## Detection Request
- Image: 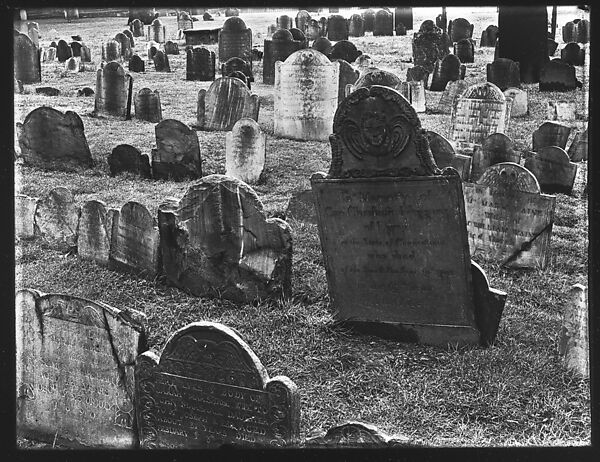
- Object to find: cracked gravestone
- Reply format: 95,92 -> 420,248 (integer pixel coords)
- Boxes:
77,200 -> 114,265
225,118 -> 266,184
108,144 -> 152,178
524,146 -> 578,195
151,119 -> 202,180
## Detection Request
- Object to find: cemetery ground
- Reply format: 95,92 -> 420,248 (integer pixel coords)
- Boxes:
14,8 -> 589,447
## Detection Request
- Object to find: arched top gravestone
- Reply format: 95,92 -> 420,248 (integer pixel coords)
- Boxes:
289,27 -> 306,43
148,18 -> 165,43
129,54 -> 145,72
305,19 -> 321,40
328,14 -> 349,41
78,199 -> 113,265
108,144 -> 151,178
134,88 -> 162,123
426,130 -> 456,169
373,9 -> 393,36
353,69 -> 402,91
480,25 -> 499,47
487,58 -> 521,91
151,119 -> 202,180
103,40 -> 121,62
57,39 -> 72,62
94,61 -> 133,119
262,31 -> 302,85
273,29 -> 293,41
186,47 -> 215,81
561,42 -> 584,66
14,32 -> 41,84
153,50 -> 171,72
448,17 -> 473,42
329,40 -> 362,63
130,18 -> 144,37
114,32 -> 132,59
219,17 -> 252,64
471,133 -> 521,181
222,56 -> 253,83
362,9 -> 375,32
524,146 -> 578,195
532,121 -> 571,150
430,54 -> 463,92
312,37 -> 332,55
478,162 -> 540,194
277,14 -> 293,29
454,38 -> 474,63
349,14 -> 364,37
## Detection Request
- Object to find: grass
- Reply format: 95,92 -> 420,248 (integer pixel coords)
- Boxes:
14,6 -> 590,447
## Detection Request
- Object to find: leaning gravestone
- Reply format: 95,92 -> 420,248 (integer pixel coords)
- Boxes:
262,29 -> 302,85
16,289 -> 146,448
17,106 -> 93,170
463,162 -> 555,269
129,54 -> 145,72
329,40 -> 362,64
164,40 -> 179,55
335,59 -> 359,104
135,322 -> 299,448
532,121 -> 571,151
14,32 -> 41,84
311,85 -> 507,346
568,129 -> 588,162
274,49 -> 339,141
153,50 -> 171,72
151,119 -> 202,180
504,87 -> 528,117
77,200 -> 114,265
327,14 -> 349,41
524,146 -> 578,195
218,17 -> 252,65
33,187 -> 80,251
122,29 -> 135,47
225,118 -> 266,184
187,47 -> 215,81
57,39 -> 72,62
429,54 -> 462,92
134,88 -> 162,123
94,62 -> 133,119
454,38 -> 474,63
373,9 -> 393,36
157,175 -> 293,302
148,19 -> 166,43
435,80 -> 469,114
16,194 -> 39,239
348,14 -> 364,37
108,144 -> 152,178
471,133 -> 521,181
109,201 -> 160,277
487,58 -> 521,91
102,40 -> 121,62
196,77 -> 260,131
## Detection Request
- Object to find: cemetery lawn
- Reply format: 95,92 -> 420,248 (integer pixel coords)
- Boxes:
14,7 -> 590,446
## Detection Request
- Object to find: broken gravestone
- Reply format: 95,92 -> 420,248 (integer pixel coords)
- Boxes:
151,119 -> 202,181
108,144 -> 152,178
225,118 -> 266,184
77,199 -> 115,265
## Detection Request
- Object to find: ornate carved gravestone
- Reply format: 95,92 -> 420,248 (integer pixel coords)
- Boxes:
78,200 -> 114,265
436,80 -> 469,114
412,27 -> 451,73
305,421 -> 415,447
274,49 -> 339,141
153,50 -> 171,72
429,54 -> 463,92
349,14 -> 364,37
187,47 -> 215,81
406,65 -> 430,88
524,146 -> 578,195
532,121 -> 572,151
94,62 -> 133,119
559,284 -> 589,378
57,39 -> 72,62
164,40 -> 179,55
487,58 -> 521,92
135,322 -> 299,448
109,201 -> 160,276
471,133 -> 521,181
134,88 -> 162,123
148,19 -> 166,43
568,129 -> 588,162
399,81 -> 426,113
130,19 -> 144,37
196,77 -> 260,131
277,14 -> 293,29
218,17 -> 252,65
114,32 -> 132,60
129,54 -> 145,72
16,194 -> 39,239
33,187 -> 80,251
108,144 -> 152,178
329,40 -> 362,63
14,32 -> 41,84
296,10 -> 311,32
335,60 -> 359,104
16,289 -> 146,448
102,40 -> 121,62
17,107 -> 93,170
426,130 -> 472,180
151,119 -> 202,180
225,118 -> 266,184
395,7 -> 413,31
504,87 -> 528,117
157,176 -> 293,302
448,18 -> 473,42
480,25 -> 499,47
463,162 -> 555,269
222,57 -> 254,85
263,29 -> 302,85
560,42 -> 585,66
362,9 -> 376,33
454,38 -> 475,63
373,10 -> 393,36
310,85 -> 507,346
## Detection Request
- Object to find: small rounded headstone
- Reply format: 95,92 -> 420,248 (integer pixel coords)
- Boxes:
129,54 -> 145,72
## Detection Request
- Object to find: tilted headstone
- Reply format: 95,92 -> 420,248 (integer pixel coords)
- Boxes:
504,87 -> 528,117
429,54 -> 462,92
225,118 -> 266,184
134,88 -> 162,123
151,119 -> 202,180
17,107 -> 93,170
14,32 -> 41,84
524,146 -> 578,194
129,54 -> 145,72
218,17 -> 252,65
109,201 -> 160,276
108,144 -> 152,178
559,284 -> 589,378
311,85 -> 506,346
532,121 -> 572,150
148,19 -> 166,43
164,40 -> 179,55
114,32 -> 132,60
296,10 -> 311,31
262,29 -> 302,85
57,39 -> 72,62
464,162 -> 555,269
16,289 -> 146,448
362,9 -> 375,32
480,25 -> 499,47
274,49 -> 339,141
16,194 -> 39,239
305,421 -> 415,447
102,40 -> 121,62
547,101 -> 576,122
33,187 -> 80,251
412,28 -> 451,72
305,19 -> 321,41
196,77 -> 260,131
153,50 -> 171,72
186,47 -> 215,81
157,175 -> 293,302
399,81 -> 426,113
487,58 -> 521,91
448,18 -> 473,42
94,61 -> 133,119
329,40 -> 362,63
471,133 -> 521,181
135,321 -> 299,448
335,59 -> 359,104
373,9 -> 393,36
285,190 -> 317,224
130,18 -> 144,37
560,42 -> 585,66
77,200 -> 114,265
348,14 -> 364,37
395,7 -> 413,31
222,57 -> 254,84
70,41 -> 82,57
436,80 -> 469,114
406,65 -> 430,88
277,14 -> 293,29
567,129 -> 588,162
454,38 -> 474,63
548,38 -> 558,56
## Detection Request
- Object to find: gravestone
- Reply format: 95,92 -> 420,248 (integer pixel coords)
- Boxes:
305,421 -> 414,447
14,33 -> 41,84
153,50 -> 171,72
16,194 -> 38,239
329,40 -> 362,63
80,45 -> 91,62
305,19 -> 321,41
288,28 -> 307,47
65,57 -> 79,72
406,65 -> 430,88
70,41 -> 82,57
16,289 -> 146,448
429,54 -> 462,92
285,190 -> 317,224
222,57 -> 254,84
524,146 -> 578,194
94,62 -> 133,119
134,88 -> 162,123
463,162 -> 555,269
109,201 -> 160,276
412,28 -> 451,72
355,54 -> 374,76
164,40 -> 179,55
129,54 -> 145,72
395,22 -> 407,36
503,87 -> 528,117
43,47 -> 56,62
480,25 -> 499,47
348,14 -> 364,37
196,77 -> 260,131
157,176 -> 293,302
400,81 -> 426,113
296,10 -> 311,31
177,11 -> 193,32
335,59 -> 359,104
78,200 -> 114,265
319,17 -> 328,37
547,101 -> 576,122
454,38 -> 474,63
203,12 -> 214,22
310,85 -> 506,346
471,133 -> 521,181
218,17 -> 252,65
532,121 -> 572,150
373,9 -> 393,36
312,37 -> 333,56
486,58 -> 521,91
225,118 -> 266,184
114,32 -> 132,60
274,49 -> 339,141
151,119 -> 202,180
102,40 -> 121,62
548,38 -> 558,56
448,18 -> 473,42
35,86 -> 61,96
567,129 -> 588,162
426,130 -> 471,180
108,144 -> 151,178
186,47 -> 215,81
148,19 -> 166,43
350,69 -> 402,95
27,22 -> 39,47
17,107 -> 93,170
560,42 -> 584,66
277,14 -> 293,29
130,19 -> 144,37
57,39 -> 72,62
263,29 -> 302,85
362,9 -> 376,33
436,80 -> 470,114
225,7 -> 239,17
135,322 -> 299,448
576,19 -> 590,43
14,78 -> 23,94
129,7 -> 156,25
33,187 -> 80,251
395,7 -> 413,31
559,285 -> 589,378
122,29 -> 135,48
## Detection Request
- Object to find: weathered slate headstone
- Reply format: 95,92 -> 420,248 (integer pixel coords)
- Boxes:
348,14 -> 364,37
153,50 -> 171,72
560,42 -> 585,66
562,21 -> 577,43
373,10 -> 393,36
312,36 -> 332,56
274,49 -> 339,141
288,27 -> 307,46
135,321 -> 299,448
158,175 -> 293,302
471,133 -> 521,181
329,40 -> 361,63
109,201 -> 160,276
186,47 -> 215,81
567,129 -> 588,162
436,80 -> 469,114
429,54 -> 462,91
147,43 -> 158,61
524,146 -> 578,194
285,190 -> 317,224
130,18 -> 144,37
70,41 -> 82,57
349,69 -> 402,95
17,107 -> 93,170
532,121 -> 572,151
14,32 -> 41,84
504,87 -> 528,117
77,200 -> 114,265
464,162 -> 555,269
277,14 -> 293,29
94,61 -> 133,119
148,19 -> 166,43
305,421 -> 414,447
263,29 -> 302,85
335,59 -> 359,104
129,54 -> 145,72
311,85 -> 506,346
134,88 -> 162,123
164,40 -> 179,55
102,40 -> 121,62
480,25 -> 499,47
225,118 -> 266,184
218,17 -> 252,64
362,9 -> 376,33
547,101 -> 576,122
487,58 -> 521,91
33,187 -> 80,251
448,18 -> 473,42
114,32 -> 132,60
196,77 -> 260,131
80,45 -> 91,63
400,81 -> 426,113
16,194 -> 39,239
394,7 -> 413,31
16,289 -> 146,448
559,284 -> 589,378
108,144 -> 151,178
454,38 -> 474,63
412,27 -> 451,73
57,39 -> 72,62
151,119 -> 202,180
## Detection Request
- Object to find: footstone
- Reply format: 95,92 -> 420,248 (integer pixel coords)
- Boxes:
57,39 -> 72,62
225,118 -> 266,184
186,47 -> 215,81
129,54 -> 145,72
558,284 -> 589,378
503,88 -> 528,117
164,40 -> 179,55
102,40 -> 121,62
486,58 -> 521,91
109,201 -> 160,276
524,146 -> 577,195
539,59 -> 581,92
78,200 -> 114,265
218,17 -> 252,64
329,40 -> 362,64
448,17 -> 473,42
153,50 -> 171,72
35,87 -> 60,96
567,129 -> 587,162
305,421 -> 415,447
471,133 -> 521,181
285,190 -> 317,224
94,62 -> 133,119
464,162 -> 554,269
14,32 -> 41,84
135,322 -> 299,448
16,194 -> 39,239
16,289 -> 146,448
108,144 -> 151,178
436,80 -> 469,114
157,175 -> 293,302
547,101 -> 576,122
335,59 -> 359,104
134,88 -> 162,122
33,187 -> 80,251
151,119 -> 202,180
532,121 -> 571,150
